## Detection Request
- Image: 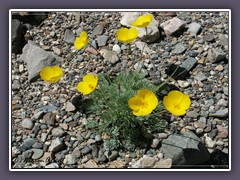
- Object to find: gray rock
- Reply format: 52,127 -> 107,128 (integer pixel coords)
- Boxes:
203,34 -> 215,42
64,154 -> 77,165
72,147 -> 81,158
207,48 -> 226,63
97,35 -> 109,46
63,29 -> 75,45
112,44 -> 121,54
177,80 -> 190,88
135,41 -> 155,55
140,156 -> 158,168
40,133 -> 48,142
187,22 -> 201,36
76,27 -> 83,36
161,131 -> 210,165
23,138 -> 36,148
52,47 -> 61,55
194,121 -> 207,129
108,160 -> 126,168
92,25 -> 104,36
173,43 -> 186,54
22,150 -> 33,159
181,57 -> 198,71
12,80 -> 21,90
48,138 -> 65,153
156,133 -> 168,139
32,142 -> 43,149
199,117 -> 207,124
45,163 -> 59,168
32,111 -> 44,120
216,125 -> 228,138
205,136 -> 216,148
35,105 -> 58,113
188,50 -> 199,57
209,108 -> 228,118
98,149 -> 107,162
21,118 -> 34,129
187,111 -> 199,118
108,151 -> 119,161
95,134 -> 102,142
43,112 -> 56,126
83,159 -> 99,168
65,102 -> 76,112
218,34 -> 228,47
153,158 -> 172,168
194,72 -> 207,81
73,113 -> 80,120
151,138 -> 160,149
100,49 -> 119,64
208,129 -> 218,139
91,144 -> 98,158
51,127 -> 65,137
81,146 -> 91,155
134,61 -> 144,71
64,117 -> 73,123
161,17 -> 186,35
19,41 -> 62,82
31,149 -> 44,159
12,19 -> 23,53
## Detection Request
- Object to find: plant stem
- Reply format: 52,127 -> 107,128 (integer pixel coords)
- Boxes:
156,65 -> 180,90
137,27 -> 148,72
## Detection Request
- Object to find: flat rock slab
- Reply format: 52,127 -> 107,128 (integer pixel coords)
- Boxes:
19,40 -> 62,82
161,17 -> 186,35
161,131 -> 210,165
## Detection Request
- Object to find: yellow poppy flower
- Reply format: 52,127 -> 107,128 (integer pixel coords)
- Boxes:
128,89 -> 158,116
163,90 -> 191,116
74,31 -> 88,50
40,66 -> 63,83
116,27 -> 138,44
132,14 -> 153,28
77,73 -> 98,95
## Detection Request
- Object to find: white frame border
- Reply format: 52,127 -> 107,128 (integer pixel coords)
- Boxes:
9,9 -> 231,172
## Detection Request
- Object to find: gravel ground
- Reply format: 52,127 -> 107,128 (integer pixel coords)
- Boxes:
11,11 -> 229,169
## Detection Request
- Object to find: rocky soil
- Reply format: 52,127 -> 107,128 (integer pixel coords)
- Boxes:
11,11 -> 229,169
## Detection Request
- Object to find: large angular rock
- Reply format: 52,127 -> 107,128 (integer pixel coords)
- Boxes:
120,12 -> 160,43
100,49 -> 119,64
161,131 -> 210,165
63,29 -> 75,45
207,48 -> 227,63
11,19 -> 23,53
187,22 -> 201,36
19,40 -> 62,82
161,17 -> 186,35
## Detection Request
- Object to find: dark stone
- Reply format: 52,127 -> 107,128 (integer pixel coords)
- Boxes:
43,113 -> 56,126
11,19 -> 23,53
203,34 -> 215,42
161,131 -> 210,165
188,50 -> 199,57
208,129 -> 218,140
165,57 -> 197,80
81,146 -> 91,155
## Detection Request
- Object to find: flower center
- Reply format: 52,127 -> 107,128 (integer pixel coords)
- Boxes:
88,84 -> 94,90
174,103 -> 180,110
140,99 -> 148,108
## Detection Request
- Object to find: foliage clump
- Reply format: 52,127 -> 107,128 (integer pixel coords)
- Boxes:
85,72 -> 167,150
